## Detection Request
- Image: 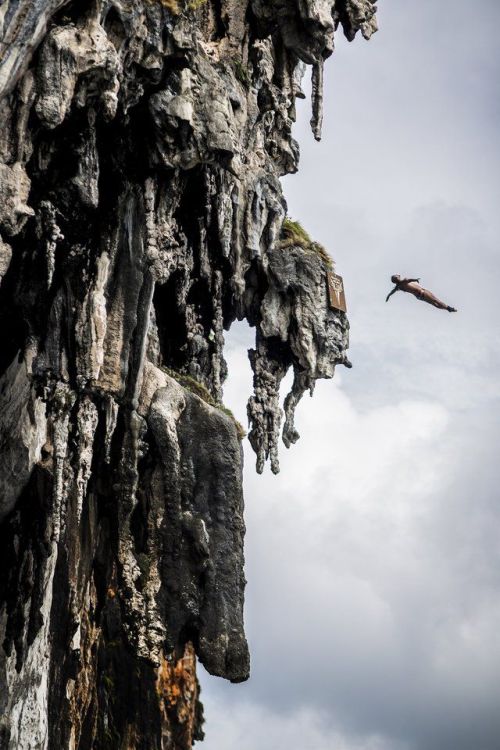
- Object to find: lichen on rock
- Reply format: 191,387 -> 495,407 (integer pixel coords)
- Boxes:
0,0 -> 377,746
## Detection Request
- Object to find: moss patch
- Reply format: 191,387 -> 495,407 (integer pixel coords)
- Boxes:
280,218 -> 312,247
146,0 -> 180,13
219,406 -> 247,442
145,0 -> 207,14
232,58 -> 251,88
163,368 -> 216,406
279,217 -> 334,269
162,368 -> 247,440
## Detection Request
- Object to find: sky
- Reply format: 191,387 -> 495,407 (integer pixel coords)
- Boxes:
199,2 -> 500,749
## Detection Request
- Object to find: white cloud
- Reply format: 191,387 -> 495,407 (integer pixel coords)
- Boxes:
202,326 -> 500,748
199,695 -> 410,750
200,2 -> 500,749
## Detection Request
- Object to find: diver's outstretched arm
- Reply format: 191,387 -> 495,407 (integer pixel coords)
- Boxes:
386,286 -> 398,302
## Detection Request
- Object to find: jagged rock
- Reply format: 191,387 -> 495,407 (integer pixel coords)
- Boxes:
0,237 -> 12,284
0,0 -> 376,746
248,241 -> 350,473
140,365 -> 249,682
0,355 -> 47,522
35,19 -> 119,129
0,0 -> 70,98
0,161 -> 34,236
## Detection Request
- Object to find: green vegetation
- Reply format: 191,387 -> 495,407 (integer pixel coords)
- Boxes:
219,405 -> 247,442
232,58 -> 251,88
145,0 -> 206,15
102,674 -> 115,692
148,0 -> 180,13
279,217 -> 334,269
163,368 -> 216,405
162,367 -> 247,440
280,218 -> 312,247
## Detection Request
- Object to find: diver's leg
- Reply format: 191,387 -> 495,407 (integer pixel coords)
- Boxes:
420,289 -> 453,311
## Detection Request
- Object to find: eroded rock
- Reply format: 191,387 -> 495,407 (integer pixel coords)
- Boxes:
0,0 -> 376,746
0,161 -> 34,236
0,355 -> 47,522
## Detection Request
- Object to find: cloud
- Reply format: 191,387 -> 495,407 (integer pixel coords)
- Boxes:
199,2 -> 500,749
200,335 -> 500,750
199,696 -> 411,750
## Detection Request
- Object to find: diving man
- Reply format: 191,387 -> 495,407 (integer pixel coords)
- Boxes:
386,275 -> 457,312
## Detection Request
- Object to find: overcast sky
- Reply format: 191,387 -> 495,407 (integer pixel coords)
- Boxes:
199,2 -> 500,749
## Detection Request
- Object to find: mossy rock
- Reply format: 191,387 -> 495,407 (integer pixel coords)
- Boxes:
147,0 -> 180,13
163,368 -> 217,406
232,58 -> 251,88
162,368 -> 247,440
187,0 -> 208,9
279,218 -> 334,269
146,0 -> 207,15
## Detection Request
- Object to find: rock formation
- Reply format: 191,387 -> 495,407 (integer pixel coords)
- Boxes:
0,0 -> 377,747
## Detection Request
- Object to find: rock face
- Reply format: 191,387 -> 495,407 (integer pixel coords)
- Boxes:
0,1 -> 376,747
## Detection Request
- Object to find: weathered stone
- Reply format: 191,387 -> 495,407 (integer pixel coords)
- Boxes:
0,0 -> 70,97
0,0 -> 376,746
0,161 -> 34,236
142,367 -> 249,682
0,237 -> 12,283
0,355 -> 47,522
35,18 -> 119,129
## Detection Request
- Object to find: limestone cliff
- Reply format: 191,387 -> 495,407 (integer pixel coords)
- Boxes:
0,1 -> 377,747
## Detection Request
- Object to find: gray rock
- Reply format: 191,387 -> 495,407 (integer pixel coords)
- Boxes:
0,0 -> 376,746
0,355 -> 47,522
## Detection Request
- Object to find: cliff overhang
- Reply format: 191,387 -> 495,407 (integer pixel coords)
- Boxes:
0,1 -> 377,746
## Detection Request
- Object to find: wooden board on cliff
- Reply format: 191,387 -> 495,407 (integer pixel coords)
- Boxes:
327,271 -> 347,313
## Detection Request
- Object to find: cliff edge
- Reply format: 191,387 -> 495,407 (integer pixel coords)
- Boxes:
0,1 -> 377,747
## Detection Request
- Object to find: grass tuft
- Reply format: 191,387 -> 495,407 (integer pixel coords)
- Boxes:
232,58 -> 251,88
219,406 -> 247,441
280,218 -> 312,247
162,368 -> 247,440
279,217 -> 334,269
163,368 -> 216,406
145,0 -> 207,14
148,0 -> 180,13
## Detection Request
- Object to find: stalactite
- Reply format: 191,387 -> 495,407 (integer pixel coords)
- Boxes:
75,397 -> 99,522
248,339 -> 288,475
50,384 -> 75,544
311,59 -> 325,141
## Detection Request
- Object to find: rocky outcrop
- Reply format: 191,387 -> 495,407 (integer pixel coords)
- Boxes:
0,0 -> 376,747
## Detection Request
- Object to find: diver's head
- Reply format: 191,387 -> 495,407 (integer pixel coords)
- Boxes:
391,274 -> 401,284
